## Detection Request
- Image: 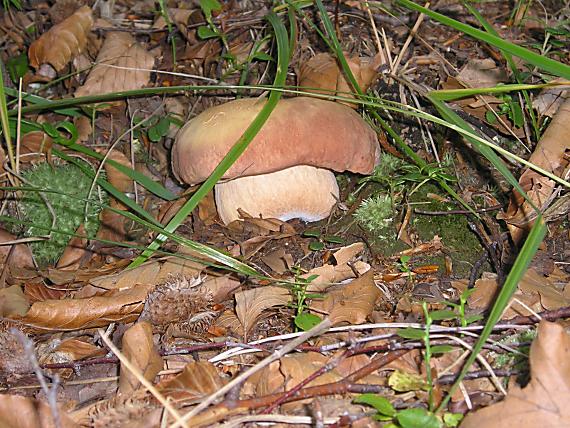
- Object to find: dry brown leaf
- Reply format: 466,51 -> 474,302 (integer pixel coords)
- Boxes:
281,352 -> 342,389
502,95 -> 570,240
100,150 -> 134,194
214,309 -> 244,336
518,268 -> 570,310
89,256 -> 204,291
158,361 -> 226,401
462,321 -> 570,427
234,286 -> 290,334
12,284 -> 152,332
56,224 -> 89,270
299,53 -> 381,107
0,394 -> 77,428
245,360 -> 284,396
456,58 -> 507,88
75,31 -> 155,98
119,321 -> 162,394
17,131 -> 52,164
28,6 -> 93,76
533,81 -> 569,118
0,284 -> 30,317
312,270 -> 380,326
0,228 -> 35,270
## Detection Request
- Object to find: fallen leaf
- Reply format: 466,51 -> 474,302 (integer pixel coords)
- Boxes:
99,149 -> 134,194
518,268 -> 570,310
12,284 -> 152,332
0,228 -> 35,270
0,395 -> 78,427
119,321 -> 162,394
158,361 -> 225,401
299,52 -> 381,107
89,256 -> 204,291
56,224 -> 90,270
312,270 -> 380,325
533,81 -> 569,118
234,286 -> 290,335
502,95 -> 570,241
462,321 -> 570,427
17,131 -> 53,164
28,5 -> 93,77
456,58 -> 507,88
0,285 -> 30,317
75,31 -> 155,98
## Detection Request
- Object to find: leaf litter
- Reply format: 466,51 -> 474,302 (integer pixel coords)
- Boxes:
0,0 -> 569,427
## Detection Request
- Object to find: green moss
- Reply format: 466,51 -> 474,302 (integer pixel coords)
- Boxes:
410,184 -> 486,276
19,161 -> 106,266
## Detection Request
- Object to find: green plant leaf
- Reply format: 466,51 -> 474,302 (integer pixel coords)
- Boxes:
252,51 -> 274,61
322,235 -> 344,244
443,412 -> 463,427
430,345 -> 454,354
396,408 -> 441,428
294,313 -> 321,331
309,241 -> 325,251
199,0 -> 222,18
197,25 -> 219,39
429,310 -> 457,321
302,229 -> 322,238
354,394 -> 396,417
398,327 -> 425,340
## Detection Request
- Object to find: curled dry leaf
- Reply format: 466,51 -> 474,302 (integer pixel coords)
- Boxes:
0,284 -> 30,317
0,394 -> 77,428
502,95 -> 570,240
56,224 -> 90,270
312,270 -> 380,326
75,32 -> 155,98
89,256 -> 204,291
28,5 -> 93,77
157,361 -> 226,401
17,131 -> 52,164
119,321 -> 162,394
234,286 -> 290,335
298,52 -> 381,107
0,228 -> 35,270
462,321 -> 570,427
99,149 -> 134,194
11,284 -> 152,332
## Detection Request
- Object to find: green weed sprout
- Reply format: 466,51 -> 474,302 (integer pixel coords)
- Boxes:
19,160 -> 106,266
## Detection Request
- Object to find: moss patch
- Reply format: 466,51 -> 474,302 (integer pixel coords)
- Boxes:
19,161 -> 106,267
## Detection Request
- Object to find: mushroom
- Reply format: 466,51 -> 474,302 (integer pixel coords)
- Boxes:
171,97 -> 380,224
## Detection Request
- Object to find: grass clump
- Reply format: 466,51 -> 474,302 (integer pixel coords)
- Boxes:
19,160 -> 106,266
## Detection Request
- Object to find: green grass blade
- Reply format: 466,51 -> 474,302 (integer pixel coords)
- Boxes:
128,11 -> 290,269
57,140 -> 177,201
0,59 -> 15,171
437,217 -> 547,411
397,0 -> 570,79
429,82 -> 556,101
427,95 -> 539,210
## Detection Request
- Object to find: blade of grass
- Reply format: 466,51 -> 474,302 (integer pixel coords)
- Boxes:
461,0 -> 540,139
128,11 -> 290,269
397,0 -> 570,79
436,216 -> 547,412
429,82 -> 564,101
313,0 -> 477,214
56,139 -> 176,201
0,59 -> 16,172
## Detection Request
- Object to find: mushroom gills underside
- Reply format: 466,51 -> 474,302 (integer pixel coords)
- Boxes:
214,165 -> 340,224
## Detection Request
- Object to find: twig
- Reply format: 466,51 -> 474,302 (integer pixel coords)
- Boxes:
12,329 -> 61,428
171,319 -> 333,428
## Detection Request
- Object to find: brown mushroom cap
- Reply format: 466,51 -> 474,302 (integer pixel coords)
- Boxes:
171,96 -> 379,184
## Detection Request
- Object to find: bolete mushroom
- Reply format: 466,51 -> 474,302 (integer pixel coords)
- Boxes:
171,97 -> 380,224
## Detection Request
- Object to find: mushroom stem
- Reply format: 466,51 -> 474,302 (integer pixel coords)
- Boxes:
214,165 -> 340,225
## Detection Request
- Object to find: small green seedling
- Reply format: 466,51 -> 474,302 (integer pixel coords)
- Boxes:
484,92 -> 524,129
398,303 -> 456,410
302,229 -> 344,251
354,394 -> 462,427
287,271 -> 323,331
443,288 -> 484,328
